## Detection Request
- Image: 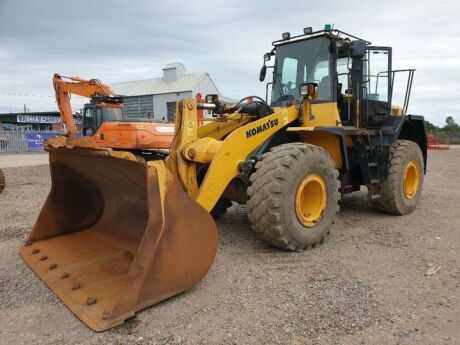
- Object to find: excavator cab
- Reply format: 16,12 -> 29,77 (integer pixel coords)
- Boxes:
82,96 -> 124,136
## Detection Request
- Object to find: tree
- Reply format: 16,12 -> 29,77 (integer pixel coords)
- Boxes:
443,116 -> 459,131
424,120 -> 438,132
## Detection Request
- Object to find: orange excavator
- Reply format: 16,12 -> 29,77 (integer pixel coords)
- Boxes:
53,74 -> 174,157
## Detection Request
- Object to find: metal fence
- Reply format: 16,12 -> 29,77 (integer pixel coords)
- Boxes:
0,131 -> 28,152
0,131 -> 62,153
431,130 -> 460,145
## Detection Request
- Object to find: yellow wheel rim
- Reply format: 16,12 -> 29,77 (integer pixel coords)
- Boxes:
403,160 -> 420,199
295,173 -> 327,228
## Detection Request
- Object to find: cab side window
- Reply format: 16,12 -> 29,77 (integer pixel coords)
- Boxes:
314,61 -> 332,101
364,50 -> 389,103
336,57 -> 350,93
95,108 -> 103,129
281,57 -> 299,97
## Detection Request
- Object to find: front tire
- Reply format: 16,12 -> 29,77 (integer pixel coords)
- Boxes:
247,143 -> 340,251
370,140 -> 424,215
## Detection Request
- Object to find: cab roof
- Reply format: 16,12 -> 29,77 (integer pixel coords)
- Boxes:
272,29 -> 371,47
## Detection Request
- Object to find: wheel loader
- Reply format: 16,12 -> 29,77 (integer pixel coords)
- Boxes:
20,27 -> 427,331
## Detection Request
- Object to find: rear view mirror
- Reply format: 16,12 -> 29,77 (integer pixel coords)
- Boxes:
259,65 -> 267,82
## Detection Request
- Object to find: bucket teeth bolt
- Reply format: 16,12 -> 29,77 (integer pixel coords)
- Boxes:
39,255 -> 48,261
72,283 -> 81,290
87,297 -> 97,305
49,263 -> 57,270
101,311 -> 110,320
24,240 -> 32,246
32,248 -> 40,254
60,272 -> 69,279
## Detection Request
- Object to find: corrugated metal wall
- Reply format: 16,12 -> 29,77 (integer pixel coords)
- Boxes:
123,95 -> 154,119
153,91 -> 192,121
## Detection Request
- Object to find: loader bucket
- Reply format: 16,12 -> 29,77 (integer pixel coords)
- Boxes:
19,144 -> 217,331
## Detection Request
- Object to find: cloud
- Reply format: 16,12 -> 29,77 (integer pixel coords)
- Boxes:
0,0 -> 458,125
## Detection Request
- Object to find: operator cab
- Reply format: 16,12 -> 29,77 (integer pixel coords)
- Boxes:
83,96 -> 124,136
261,26 -> 415,128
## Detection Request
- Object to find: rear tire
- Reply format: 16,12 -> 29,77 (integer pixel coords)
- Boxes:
247,143 -> 340,251
370,140 -> 424,215
0,169 -> 5,193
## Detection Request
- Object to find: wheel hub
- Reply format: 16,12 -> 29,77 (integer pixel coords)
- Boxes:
295,173 -> 327,227
403,160 -> 420,199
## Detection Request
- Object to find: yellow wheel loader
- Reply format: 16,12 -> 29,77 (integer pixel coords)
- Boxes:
20,27 -> 427,331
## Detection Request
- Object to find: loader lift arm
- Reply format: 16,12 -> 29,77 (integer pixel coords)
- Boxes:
53,74 -> 118,137
168,99 -> 299,211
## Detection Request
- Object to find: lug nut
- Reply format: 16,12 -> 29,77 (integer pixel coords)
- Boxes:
32,248 -> 40,254
49,263 -> 57,270
60,272 -> 69,279
72,283 -> 81,290
39,255 -> 48,261
87,297 -> 97,305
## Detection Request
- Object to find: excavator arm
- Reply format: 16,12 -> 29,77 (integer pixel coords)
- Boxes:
53,74 -> 116,136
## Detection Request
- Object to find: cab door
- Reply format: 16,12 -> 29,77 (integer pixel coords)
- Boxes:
362,47 -> 392,123
83,106 -> 103,137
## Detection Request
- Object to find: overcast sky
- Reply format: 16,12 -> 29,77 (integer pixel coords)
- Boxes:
0,0 -> 458,125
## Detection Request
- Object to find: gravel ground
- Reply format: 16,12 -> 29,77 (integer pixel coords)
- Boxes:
0,152 -> 48,168
0,150 -> 458,344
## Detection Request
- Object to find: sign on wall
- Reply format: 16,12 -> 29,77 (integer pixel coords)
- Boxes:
18,115 -> 60,124
26,132 -> 61,151
17,115 -> 82,125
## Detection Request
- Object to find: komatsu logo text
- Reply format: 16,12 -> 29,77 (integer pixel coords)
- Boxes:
245,118 -> 279,138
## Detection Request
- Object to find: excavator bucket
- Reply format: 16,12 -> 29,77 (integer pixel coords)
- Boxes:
19,142 -> 217,331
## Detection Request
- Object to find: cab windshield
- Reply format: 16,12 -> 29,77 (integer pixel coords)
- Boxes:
271,37 -> 332,105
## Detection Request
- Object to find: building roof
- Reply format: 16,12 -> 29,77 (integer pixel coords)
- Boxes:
0,111 -> 60,117
111,73 -> 208,97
